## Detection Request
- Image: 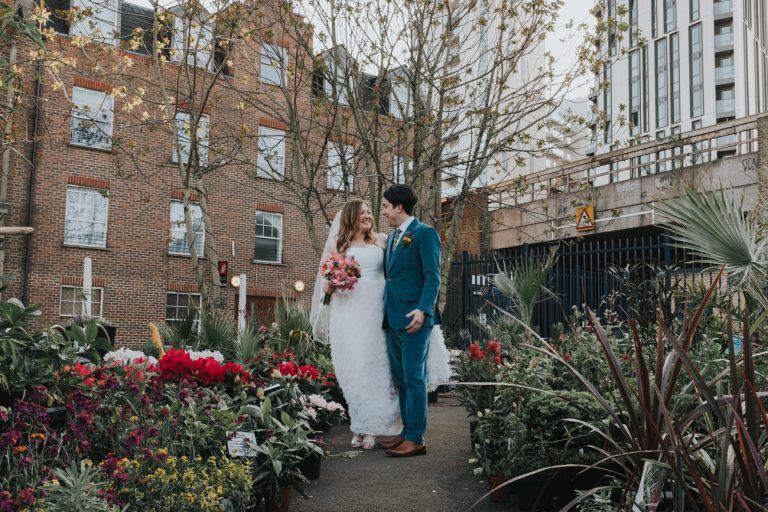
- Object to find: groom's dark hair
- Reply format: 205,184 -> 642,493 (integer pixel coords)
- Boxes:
383,184 -> 417,215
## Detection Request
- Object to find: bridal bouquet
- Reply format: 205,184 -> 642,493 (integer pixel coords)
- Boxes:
320,253 -> 361,305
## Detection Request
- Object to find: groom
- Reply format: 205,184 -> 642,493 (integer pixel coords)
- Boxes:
379,184 -> 442,457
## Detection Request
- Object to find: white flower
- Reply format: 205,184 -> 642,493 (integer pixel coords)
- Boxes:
326,401 -> 345,413
187,350 -> 224,362
303,407 -> 318,419
308,394 -> 328,409
103,347 -> 157,365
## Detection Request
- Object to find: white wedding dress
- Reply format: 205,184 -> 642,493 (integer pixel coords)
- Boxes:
327,244 -> 452,436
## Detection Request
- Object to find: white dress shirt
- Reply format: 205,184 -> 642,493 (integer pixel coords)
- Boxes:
393,216 -> 414,251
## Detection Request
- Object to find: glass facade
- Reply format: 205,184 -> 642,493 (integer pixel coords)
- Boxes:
689,24 -> 704,118
655,38 -> 668,128
670,33 -> 680,124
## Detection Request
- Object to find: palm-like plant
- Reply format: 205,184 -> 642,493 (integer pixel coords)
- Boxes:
655,188 -> 768,317
491,247 -> 558,330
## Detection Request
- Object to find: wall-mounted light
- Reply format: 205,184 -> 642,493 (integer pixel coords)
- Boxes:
230,275 -> 241,288
294,280 -> 305,293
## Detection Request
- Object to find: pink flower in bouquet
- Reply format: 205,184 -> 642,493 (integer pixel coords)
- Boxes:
320,253 -> 362,304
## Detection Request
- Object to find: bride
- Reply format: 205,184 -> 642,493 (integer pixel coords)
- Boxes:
310,199 -> 451,450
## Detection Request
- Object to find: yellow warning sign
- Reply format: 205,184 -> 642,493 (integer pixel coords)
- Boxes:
576,205 -> 595,232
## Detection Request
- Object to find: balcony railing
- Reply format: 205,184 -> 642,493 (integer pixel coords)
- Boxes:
717,98 -> 735,114
714,0 -> 732,15
714,32 -> 734,47
715,65 -> 735,80
488,114 -> 765,207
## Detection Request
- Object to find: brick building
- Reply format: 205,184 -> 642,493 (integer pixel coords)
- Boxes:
2,0 -> 408,346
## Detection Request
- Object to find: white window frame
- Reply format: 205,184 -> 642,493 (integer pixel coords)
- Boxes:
390,82 -> 411,119
60,285 -> 104,318
327,142 -> 354,190
260,43 -> 287,86
71,87 -> 114,150
64,186 -> 109,248
172,112 -> 209,166
254,212 -> 283,264
70,0 -> 120,45
165,292 -> 202,325
257,127 -> 286,180
171,17 -> 213,69
168,201 -> 205,256
394,155 -> 411,184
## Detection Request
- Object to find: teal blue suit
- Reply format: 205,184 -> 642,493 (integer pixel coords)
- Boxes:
384,218 -> 442,445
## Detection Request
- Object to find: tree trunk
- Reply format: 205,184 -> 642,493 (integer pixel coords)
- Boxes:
195,179 -> 222,309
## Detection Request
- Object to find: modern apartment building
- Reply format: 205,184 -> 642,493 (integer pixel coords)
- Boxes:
588,0 -> 768,155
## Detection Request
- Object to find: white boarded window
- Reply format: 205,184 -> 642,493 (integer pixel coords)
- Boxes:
169,201 -> 204,256
172,112 -> 209,165
257,127 -> 286,179
327,142 -> 354,190
70,0 -> 119,44
60,286 -> 104,318
71,87 -> 113,150
171,17 -> 213,69
261,43 -> 287,86
254,212 -> 282,263
64,186 -> 108,247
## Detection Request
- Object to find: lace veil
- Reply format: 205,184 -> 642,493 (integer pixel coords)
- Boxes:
309,211 -> 341,344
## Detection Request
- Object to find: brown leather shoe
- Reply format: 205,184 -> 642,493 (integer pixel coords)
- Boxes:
376,435 -> 405,450
385,440 -> 427,457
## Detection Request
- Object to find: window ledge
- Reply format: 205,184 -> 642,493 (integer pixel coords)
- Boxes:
68,143 -> 115,154
169,252 -> 207,259
63,243 -> 110,251
252,260 -> 286,266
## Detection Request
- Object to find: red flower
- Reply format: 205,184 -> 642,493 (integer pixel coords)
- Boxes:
467,342 -> 485,360
487,340 -> 501,354
622,353 -> 632,362
278,361 -> 299,377
563,354 -> 573,362
494,354 -> 502,365
298,365 -> 320,380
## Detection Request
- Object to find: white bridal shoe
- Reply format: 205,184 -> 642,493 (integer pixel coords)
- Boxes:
351,434 -> 364,448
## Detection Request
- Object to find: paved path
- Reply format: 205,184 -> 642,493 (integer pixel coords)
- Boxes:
293,394 -> 522,512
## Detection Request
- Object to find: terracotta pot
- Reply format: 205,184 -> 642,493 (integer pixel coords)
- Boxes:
264,486 -> 291,512
488,475 -> 511,504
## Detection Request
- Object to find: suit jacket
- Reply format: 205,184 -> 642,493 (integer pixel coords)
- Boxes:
383,218 -> 442,330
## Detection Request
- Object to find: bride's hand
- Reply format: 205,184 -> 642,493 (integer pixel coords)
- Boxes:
323,281 -> 333,294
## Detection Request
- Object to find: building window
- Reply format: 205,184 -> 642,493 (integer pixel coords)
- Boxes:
394,156 -> 411,184
257,127 -> 286,179
169,201 -> 204,256
629,0 -> 638,47
261,43 -> 287,87
690,0 -> 699,20
669,32 -> 680,125
60,285 -> 104,318
664,0 -> 676,32
602,64 -> 612,144
716,85 -> 735,119
166,292 -> 201,324
172,112 -> 209,166
71,87 -> 113,150
689,24 -> 703,118
70,0 -> 119,44
629,50 -> 640,135
642,47 -> 649,132
655,38 -> 668,128
64,186 -> 108,248
651,0 -> 657,37
254,212 -> 282,263
390,80 -> 411,119
172,17 -> 213,69
327,142 -> 354,190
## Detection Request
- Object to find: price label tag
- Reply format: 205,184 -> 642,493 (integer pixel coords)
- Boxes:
226,431 -> 258,457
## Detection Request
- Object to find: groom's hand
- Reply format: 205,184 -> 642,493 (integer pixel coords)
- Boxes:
405,309 -> 425,334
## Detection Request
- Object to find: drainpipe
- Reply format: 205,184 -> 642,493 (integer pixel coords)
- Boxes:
21,61 -> 43,305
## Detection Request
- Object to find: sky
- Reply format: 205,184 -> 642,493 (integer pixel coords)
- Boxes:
547,0 -> 597,100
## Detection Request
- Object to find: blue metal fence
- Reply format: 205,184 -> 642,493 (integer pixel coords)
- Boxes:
443,227 -> 721,346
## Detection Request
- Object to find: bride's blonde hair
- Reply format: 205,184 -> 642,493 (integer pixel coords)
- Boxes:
336,199 -> 376,253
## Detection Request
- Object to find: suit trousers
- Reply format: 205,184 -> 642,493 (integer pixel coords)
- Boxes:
385,325 -> 430,444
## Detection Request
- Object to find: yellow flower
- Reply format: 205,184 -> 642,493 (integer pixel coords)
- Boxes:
82,459 -> 93,467
129,415 -> 139,423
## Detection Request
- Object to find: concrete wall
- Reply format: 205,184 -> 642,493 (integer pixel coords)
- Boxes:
490,152 -> 760,249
